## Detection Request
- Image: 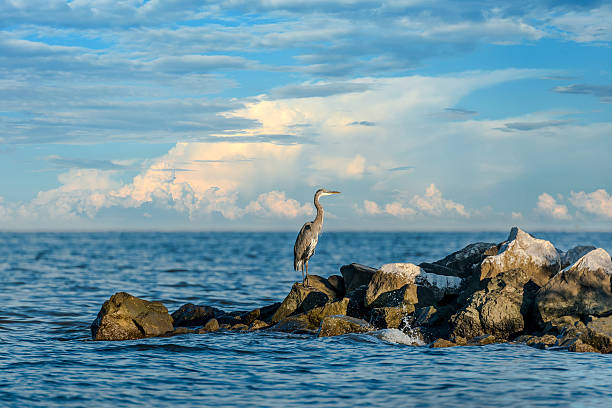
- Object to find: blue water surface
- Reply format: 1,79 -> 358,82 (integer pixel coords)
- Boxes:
0,231 -> 611,407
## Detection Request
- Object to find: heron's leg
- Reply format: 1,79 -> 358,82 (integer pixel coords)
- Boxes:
305,261 -> 309,287
301,265 -> 305,285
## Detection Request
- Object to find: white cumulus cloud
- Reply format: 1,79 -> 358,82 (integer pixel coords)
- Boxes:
536,192 -> 570,220
384,202 -> 417,217
410,184 -> 469,217
569,189 -> 612,218
245,191 -> 313,218
359,184 -> 467,218
363,199 -> 382,215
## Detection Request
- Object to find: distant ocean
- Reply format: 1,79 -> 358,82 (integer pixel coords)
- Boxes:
1,231 -> 611,407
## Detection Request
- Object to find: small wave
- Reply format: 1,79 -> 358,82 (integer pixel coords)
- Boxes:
101,343 -> 208,353
368,329 -> 426,346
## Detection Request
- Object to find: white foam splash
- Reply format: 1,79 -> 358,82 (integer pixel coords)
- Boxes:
367,329 -> 425,346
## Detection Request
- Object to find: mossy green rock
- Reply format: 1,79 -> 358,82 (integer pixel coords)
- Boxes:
370,305 -> 415,329
270,276 -> 338,324
273,298 -> 350,333
91,292 -> 174,341
318,315 -> 373,337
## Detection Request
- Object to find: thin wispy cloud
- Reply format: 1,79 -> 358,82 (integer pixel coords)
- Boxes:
500,119 -> 573,131
46,155 -> 129,171
347,121 -> 376,127
552,84 -> 612,103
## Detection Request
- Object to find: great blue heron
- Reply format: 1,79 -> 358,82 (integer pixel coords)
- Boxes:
294,188 -> 340,286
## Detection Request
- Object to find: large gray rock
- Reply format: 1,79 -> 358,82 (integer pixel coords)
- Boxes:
91,292 -> 174,341
171,303 -> 223,327
318,315 -> 374,337
536,248 -> 612,324
340,263 -> 377,293
270,275 -> 339,324
559,245 -> 597,269
480,227 -> 560,287
451,268 -> 539,341
425,242 -> 497,278
365,263 -> 462,308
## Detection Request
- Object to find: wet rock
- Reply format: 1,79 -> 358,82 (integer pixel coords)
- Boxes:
215,312 -> 242,326
219,323 -> 231,330
536,248 -> 612,325
249,320 -> 269,331
307,298 -> 349,324
345,284 -> 369,318
197,318 -> 219,333
430,338 -> 457,348
239,304 -> 281,326
555,324 -> 587,348
327,275 -> 346,297
240,309 -> 261,326
413,306 -> 438,326
91,292 -> 174,341
480,227 -> 560,287
542,315 -> 585,335
451,268 -> 539,341
230,323 -> 249,331
365,263 -> 462,308
240,302 -> 281,325
171,327 -> 195,335
568,339 -> 598,353
270,276 -> 338,324
171,303 -> 223,327
307,275 -> 341,297
467,334 -> 497,345
418,263 -> 461,278
367,284 -> 433,309
409,305 -> 455,341
272,298 -> 350,333
340,263 -> 377,293
318,316 -> 374,337
271,315 -> 313,334
427,242 -> 498,278
559,245 -> 597,269
369,305 -> 414,329
515,334 -> 558,349
453,336 -> 467,345
584,316 -> 612,353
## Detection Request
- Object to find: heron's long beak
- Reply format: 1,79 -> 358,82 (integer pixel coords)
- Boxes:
329,191 -> 341,194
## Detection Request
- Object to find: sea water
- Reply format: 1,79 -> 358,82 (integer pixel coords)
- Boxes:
1,232 -> 611,407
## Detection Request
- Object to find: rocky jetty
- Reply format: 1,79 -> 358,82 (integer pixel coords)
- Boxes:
90,227 -> 612,353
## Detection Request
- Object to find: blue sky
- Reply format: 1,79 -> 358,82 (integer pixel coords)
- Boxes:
0,0 -> 611,231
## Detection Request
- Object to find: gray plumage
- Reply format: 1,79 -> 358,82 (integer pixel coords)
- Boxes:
294,188 -> 340,286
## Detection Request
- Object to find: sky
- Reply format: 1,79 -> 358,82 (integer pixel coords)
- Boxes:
0,0 -> 611,231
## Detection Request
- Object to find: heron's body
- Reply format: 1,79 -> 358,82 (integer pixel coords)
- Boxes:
293,189 -> 340,286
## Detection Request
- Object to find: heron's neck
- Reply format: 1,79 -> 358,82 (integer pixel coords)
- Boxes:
314,194 -> 324,229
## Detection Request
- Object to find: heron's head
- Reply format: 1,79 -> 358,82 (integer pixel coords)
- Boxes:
316,188 -> 341,197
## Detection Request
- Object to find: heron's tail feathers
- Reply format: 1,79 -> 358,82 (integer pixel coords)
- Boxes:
294,258 -> 303,271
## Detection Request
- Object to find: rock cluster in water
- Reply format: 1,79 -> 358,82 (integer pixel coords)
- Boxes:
90,227 -> 612,354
